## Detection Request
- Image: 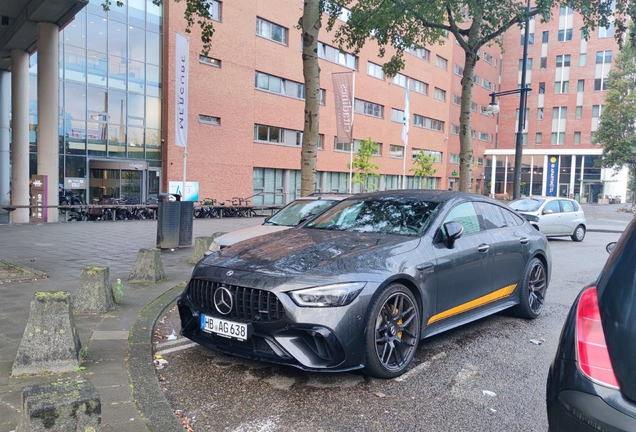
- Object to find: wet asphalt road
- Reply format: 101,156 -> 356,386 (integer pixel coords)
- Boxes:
153,231 -> 621,431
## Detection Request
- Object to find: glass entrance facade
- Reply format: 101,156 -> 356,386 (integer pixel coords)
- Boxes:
27,0 -> 163,205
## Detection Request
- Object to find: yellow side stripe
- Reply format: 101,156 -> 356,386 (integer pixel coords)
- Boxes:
427,283 -> 518,325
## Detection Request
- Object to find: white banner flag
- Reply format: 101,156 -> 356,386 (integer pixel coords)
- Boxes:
332,72 -> 354,144
401,79 -> 410,147
175,33 -> 189,147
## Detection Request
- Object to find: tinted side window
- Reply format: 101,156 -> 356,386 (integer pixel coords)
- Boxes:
443,202 -> 482,235
561,200 -> 575,212
544,200 -> 561,213
476,202 -> 507,229
502,208 -> 525,226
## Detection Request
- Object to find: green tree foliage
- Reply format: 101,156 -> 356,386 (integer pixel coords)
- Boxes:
410,151 -> 438,189
594,23 -> 636,202
326,0 -> 623,192
348,138 -> 380,192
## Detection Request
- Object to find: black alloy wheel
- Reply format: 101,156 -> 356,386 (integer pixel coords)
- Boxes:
511,257 -> 548,319
365,284 -> 420,379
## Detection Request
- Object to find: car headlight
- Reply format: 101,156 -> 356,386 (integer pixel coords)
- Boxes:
289,282 -> 366,307
204,241 -> 220,256
523,214 -> 540,222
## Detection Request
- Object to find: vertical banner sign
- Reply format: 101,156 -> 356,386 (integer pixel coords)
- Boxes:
31,175 -> 47,223
547,156 -> 559,196
175,33 -> 189,148
401,79 -> 410,189
332,72 -> 354,144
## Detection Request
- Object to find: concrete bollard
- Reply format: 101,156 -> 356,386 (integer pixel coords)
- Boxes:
128,248 -> 165,283
73,266 -> 115,313
18,378 -> 101,432
188,236 -> 213,264
12,292 -> 82,376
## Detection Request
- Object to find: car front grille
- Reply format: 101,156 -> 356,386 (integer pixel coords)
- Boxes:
186,278 -> 285,322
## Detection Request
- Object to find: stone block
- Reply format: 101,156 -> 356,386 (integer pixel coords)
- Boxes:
18,378 -> 101,432
188,236 -> 214,264
128,248 -> 165,283
73,266 -> 115,314
12,292 -> 82,376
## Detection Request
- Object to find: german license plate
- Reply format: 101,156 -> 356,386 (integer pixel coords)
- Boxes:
200,314 -> 248,341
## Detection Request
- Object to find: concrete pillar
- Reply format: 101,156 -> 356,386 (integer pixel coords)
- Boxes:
11,50 -> 30,223
37,22 -> 60,223
0,70 -> 10,220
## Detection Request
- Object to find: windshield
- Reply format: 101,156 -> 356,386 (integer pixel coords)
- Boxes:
266,199 -> 337,227
510,198 -> 545,212
305,197 -> 440,235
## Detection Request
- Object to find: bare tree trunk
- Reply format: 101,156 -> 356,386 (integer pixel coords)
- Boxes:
300,0 -> 321,196
459,50 -> 477,192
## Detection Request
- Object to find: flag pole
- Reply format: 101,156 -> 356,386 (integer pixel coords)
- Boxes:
349,73 -> 355,194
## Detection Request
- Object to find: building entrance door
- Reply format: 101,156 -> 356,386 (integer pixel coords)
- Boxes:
88,160 -> 148,203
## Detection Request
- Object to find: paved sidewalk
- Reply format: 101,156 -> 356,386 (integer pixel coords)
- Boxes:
0,202 -> 631,432
0,217 -> 264,432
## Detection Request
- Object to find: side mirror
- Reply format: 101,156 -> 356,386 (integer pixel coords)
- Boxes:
542,209 -> 553,215
606,242 -> 617,254
443,221 -> 464,249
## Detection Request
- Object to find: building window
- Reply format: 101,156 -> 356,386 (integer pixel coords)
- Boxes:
558,6 -> 573,41
479,132 -> 488,141
367,61 -> 384,80
389,144 -> 404,158
579,53 -> 587,66
521,33 -> 534,45
409,78 -> 428,95
480,105 -> 491,115
556,54 -> 571,67
334,140 -> 352,152
405,46 -> 430,61
412,149 -> 442,162
595,51 -> 612,91
592,105 -> 605,118
354,99 -> 383,118
318,41 -> 357,69
540,57 -> 547,69
435,55 -> 448,70
553,106 -> 567,119
255,71 -> 325,104
518,58 -> 533,70
451,124 -> 460,135
256,17 -> 288,44
577,79 -> 585,92
199,114 -> 220,125
450,154 -> 460,164
539,82 -> 545,94
471,129 -> 477,139
391,108 -> 404,123
542,31 -> 549,43
536,132 -> 542,144
537,108 -> 544,120
413,114 -> 444,132
199,55 -> 221,68
454,64 -> 464,76
254,124 -> 303,146
482,78 -> 493,90
483,52 -> 494,64
393,73 -> 407,87
574,131 -> 581,144
208,0 -> 221,21
452,94 -> 461,105
551,132 -> 566,144
598,23 -> 615,38
554,81 -> 569,94
576,106 -> 582,118
434,87 -> 446,101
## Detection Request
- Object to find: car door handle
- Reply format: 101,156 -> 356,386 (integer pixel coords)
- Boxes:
416,262 -> 434,273
477,244 -> 490,252
520,237 -> 529,244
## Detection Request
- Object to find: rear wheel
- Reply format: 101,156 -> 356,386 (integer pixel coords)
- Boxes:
511,257 -> 547,319
571,224 -> 586,242
364,284 -> 420,379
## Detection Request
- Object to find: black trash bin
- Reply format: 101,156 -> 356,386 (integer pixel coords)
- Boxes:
179,201 -> 194,247
156,194 -> 181,249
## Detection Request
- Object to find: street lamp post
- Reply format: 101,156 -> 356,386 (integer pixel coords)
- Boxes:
486,0 -> 532,200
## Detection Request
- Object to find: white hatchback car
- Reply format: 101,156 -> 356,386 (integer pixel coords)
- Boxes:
509,196 -> 587,241
206,194 -> 350,254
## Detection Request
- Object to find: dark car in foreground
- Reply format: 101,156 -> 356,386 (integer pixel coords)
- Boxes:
178,190 -> 551,378
547,217 -> 636,430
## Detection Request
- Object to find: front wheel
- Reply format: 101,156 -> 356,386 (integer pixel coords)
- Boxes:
571,224 -> 586,242
510,257 -> 548,320
364,284 -> 420,379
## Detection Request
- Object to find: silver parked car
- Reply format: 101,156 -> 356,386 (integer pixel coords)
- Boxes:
206,194 -> 350,254
509,196 -> 586,242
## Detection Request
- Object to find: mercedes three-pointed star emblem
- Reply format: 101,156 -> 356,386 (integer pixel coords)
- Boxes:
213,286 -> 233,315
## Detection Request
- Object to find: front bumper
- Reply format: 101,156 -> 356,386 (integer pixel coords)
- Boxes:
547,358 -> 636,431
177,281 -> 371,372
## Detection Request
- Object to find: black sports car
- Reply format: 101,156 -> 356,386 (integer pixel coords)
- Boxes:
547,216 -> 636,430
178,190 -> 551,378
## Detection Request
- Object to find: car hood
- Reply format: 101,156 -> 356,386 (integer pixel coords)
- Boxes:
215,224 -> 291,247
597,218 -> 636,401
195,228 -> 419,289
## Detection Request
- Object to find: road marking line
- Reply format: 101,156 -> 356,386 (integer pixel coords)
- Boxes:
155,342 -> 198,356
394,352 -> 447,382
155,337 -> 189,348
